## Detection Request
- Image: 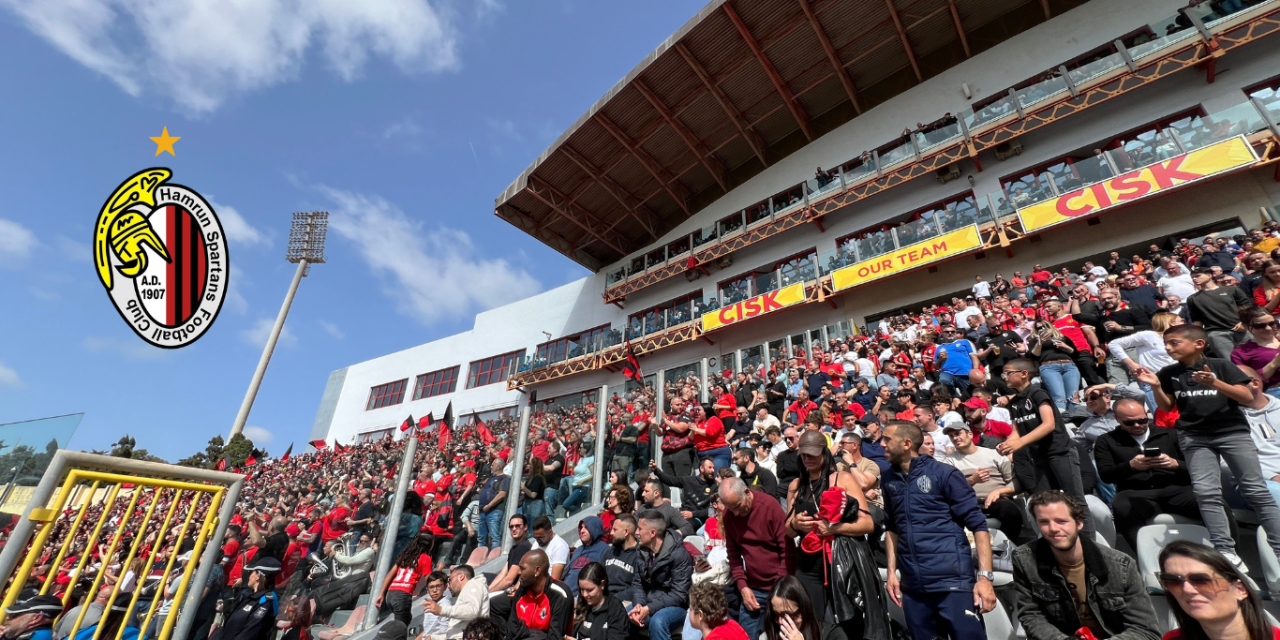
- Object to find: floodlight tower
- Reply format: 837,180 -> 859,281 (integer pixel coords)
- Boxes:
229,212 -> 328,439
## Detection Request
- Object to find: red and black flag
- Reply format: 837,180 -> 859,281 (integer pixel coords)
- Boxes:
245,450 -> 258,466
475,413 -> 494,445
215,457 -> 228,471
441,401 -> 454,431
400,415 -> 415,432
281,443 -> 293,462
309,439 -> 327,450
623,342 -> 643,380
418,414 -> 433,429
141,203 -> 210,328
334,442 -> 347,453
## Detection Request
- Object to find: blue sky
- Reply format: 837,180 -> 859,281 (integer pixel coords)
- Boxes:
0,0 -> 704,460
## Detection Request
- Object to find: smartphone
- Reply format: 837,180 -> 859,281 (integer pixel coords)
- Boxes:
1143,447 -> 1160,458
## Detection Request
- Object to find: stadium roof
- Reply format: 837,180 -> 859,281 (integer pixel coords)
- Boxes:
494,0 -> 1088,271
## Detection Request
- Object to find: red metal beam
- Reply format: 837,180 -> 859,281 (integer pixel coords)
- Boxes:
675,42 -> 769,168
796,0 -> 861,113
525,177 -> 634,256
592,113 -> 692,216
633,79 -> 730,191
946,0 -> 971,58
884,0 -> 923,83
559,145 -> 659,238
723,2 -> 813,141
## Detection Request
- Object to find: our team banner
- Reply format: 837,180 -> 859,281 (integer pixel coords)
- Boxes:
831,224 -> 982,292
701,282 -> 807,333
1018,135 -> 1258,234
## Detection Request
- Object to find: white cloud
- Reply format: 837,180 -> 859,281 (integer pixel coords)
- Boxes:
320,320 -> 345,339
240,317 -> 297,349
210,200 -> 271,249
0,362 -> 22,388
323,186 -> 540,325
383,117 -> 423,139
1,0 -> 460,112
242,426 -> 274,444
82,336 -> 169,360
0,218 -> 37,265
54,235 -> 90,264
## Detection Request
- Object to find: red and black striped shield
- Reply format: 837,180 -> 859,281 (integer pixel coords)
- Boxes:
138,204 -> 209,327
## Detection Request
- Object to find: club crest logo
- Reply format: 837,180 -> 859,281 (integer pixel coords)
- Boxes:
916,476 -> 932,493
94,168 -> 229,349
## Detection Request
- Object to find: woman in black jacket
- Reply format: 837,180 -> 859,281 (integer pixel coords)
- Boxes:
570,563 -> 627,640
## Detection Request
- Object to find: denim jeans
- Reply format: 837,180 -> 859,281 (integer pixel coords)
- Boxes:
543,485 -> 560,517
522,498 -> 546,520
1179,429 -> 1280,558
1038,361 -> 1081,411
699,446 -> 732,473
937,371 -> 971,398
477,508 -> 505,549
562,485 -> 589,515
643,606 -> 687,640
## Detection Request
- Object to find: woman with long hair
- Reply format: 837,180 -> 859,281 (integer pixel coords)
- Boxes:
1028,320 -> 1082,410
520,457 -> 547,520
764,576 -> 847,640
1108,311 -> 1183,411
571,562 -> 626,640
600,484 -> 633,538
1159,540 -> 1277,640
373,531 -> 434,626
1253,261 -> 1280,312
784,430 -> 875,633
1233,306 -> 1280,400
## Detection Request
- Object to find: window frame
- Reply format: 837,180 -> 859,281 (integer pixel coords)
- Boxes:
466,350 -> 524,389
413,366 -> 460,401
366,379 -> 408,411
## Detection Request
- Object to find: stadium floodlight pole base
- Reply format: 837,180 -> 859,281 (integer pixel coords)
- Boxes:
229,258 -> 306,439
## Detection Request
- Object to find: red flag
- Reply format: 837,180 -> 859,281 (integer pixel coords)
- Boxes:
334,442 -> 346,453
623,341 -> 642,380
310,439 -> 327,450
438,421 -> 451,449
400,415 -> 415,432
475,413 -> 494,445
281,443 -> 293,462
418,414 -> 433,429
245,452 -> 258,466
216,457 -> 228,471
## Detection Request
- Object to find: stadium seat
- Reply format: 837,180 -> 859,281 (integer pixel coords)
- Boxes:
684,535 -> 706,551
984,599 -> 1016,640
1260,528 -> 1280,597
1150,513 -> 1198,526
1149,595 -> 1176,634
1137,524 -> 1212,593
1085,495 -> 1116,548
1094,532 -> 1111,548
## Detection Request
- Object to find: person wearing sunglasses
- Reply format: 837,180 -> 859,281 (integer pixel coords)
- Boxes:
1231,307 -> 1280,400
1159,540 -> 1276,640
1093,398 -> 1200,550
1013,492 -> 1160,640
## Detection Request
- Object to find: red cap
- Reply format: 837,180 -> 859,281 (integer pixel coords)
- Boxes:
285,523 -> 301,537
961,397 -> 990,411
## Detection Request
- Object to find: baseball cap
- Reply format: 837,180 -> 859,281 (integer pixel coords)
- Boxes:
942,423 -> 970,434
856,414 -> 879,425
285,523 -> 301,537
961,397 -> 990,411
5,594 -> 63,617
796,431 -> 827,457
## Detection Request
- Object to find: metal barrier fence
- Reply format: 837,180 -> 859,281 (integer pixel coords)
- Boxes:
0,451 -> 242,640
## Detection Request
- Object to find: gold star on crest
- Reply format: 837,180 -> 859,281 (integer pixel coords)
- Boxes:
150,127 -> 181,156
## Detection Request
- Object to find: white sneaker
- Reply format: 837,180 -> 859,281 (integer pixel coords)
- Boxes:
1222,551 -> 1250,574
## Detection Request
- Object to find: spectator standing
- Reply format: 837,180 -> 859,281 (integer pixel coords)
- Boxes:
1187,267 -> 1250,358
720,478 -> 793,640
1013,492 -> 1160,640
972,275 -> 992,300
373,532 -> 435,627
622,510 -> 694,640
690,404 -> 732,472
651,458 -> 718,531
881,420 -> 996,640
733,446 -> 778,497
474,458 -> 509,553
1135,324 -> 1280,571
933,325 -> 979,397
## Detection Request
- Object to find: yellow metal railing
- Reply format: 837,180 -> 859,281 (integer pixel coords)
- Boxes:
0,455 -> 241,640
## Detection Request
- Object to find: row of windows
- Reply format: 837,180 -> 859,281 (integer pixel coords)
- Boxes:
414,366 -> 459,400
365,350 -> 525,411
367,379 -> 408,410
467,350 -> 523,389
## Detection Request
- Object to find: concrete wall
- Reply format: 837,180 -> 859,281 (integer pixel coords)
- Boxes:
318,2 -> 1280,443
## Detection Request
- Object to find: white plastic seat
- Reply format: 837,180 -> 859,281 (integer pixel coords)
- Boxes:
1086,494 -> 1116,548
1137,524 -> 1212,593
684,535 -> 706,552
1094,532 -> 1111,548
984,599 -> 1016,640
1149,594 -> 1176,634
1150,513 -> 1198,526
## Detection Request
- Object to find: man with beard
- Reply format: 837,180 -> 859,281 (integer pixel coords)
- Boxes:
774,427 -> 802,491
732,446 -> 778,498
638,478 -> 696,538
1094,287 -> 1153,384
650,457 -> 717,531
600,515 -> 640,598
1,594 -> 62,640
1012,492 -> 1159,640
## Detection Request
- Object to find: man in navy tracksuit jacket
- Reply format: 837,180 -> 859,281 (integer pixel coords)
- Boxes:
881,420 -> 997,640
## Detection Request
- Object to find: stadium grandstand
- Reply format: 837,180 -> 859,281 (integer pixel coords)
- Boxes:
27,1 -> 1280,640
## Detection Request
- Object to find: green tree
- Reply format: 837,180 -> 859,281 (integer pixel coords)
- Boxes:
102,435 -> 168,464
177,434 -> 254,470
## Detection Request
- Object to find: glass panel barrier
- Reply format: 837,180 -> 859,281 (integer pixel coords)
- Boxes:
827,320 -> 854,343
646,248 -> 666,269
754,270 -> 781,296
629,257 -> 645,277
1005,171 -> 1057,209
1171,102 -> 1268,152
692,224 -> 718,250
667,298 -> 693,327
963,93 -> 1018,130
602,327 -> 624,351
895,215 -> 940,247
772,187 -> 806,215
741,346 -> 764,379
1113,129 -> 1180,171
779,256 -> 816,287
1255,87 -> 1280,122
768,339 -> 787,374
991,191 -> 1016,219
879,138 -> 915,168
788,334 -> 808,362
746,202 -> 771,226
1015,74 -> 1068,109
644,309 -> 667,335
1068,51 -> 1126,86
668,235 -> 691,261
819,246 -> 858,277
1073,152 -> 1116,185
809,328 -> 826,355
806,171 -> 842,200
720,277 -> 752,305
842,154 -> 877,186
719,212 -> 745,238
1206,0 -> 1279,27
692,294 -> 720,317
606,267 -> 626,287
915,118 -> 962,152
626,317 -> 644,341
853,229 -> 896,261
1128,13 -> 1202,60
719,352 -> 738,379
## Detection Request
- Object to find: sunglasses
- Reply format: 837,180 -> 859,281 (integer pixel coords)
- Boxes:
1121,418 -> 1150,427
1156,571 -> 1223,591
1254,321 -> 1279,330
509,524 -> 525,530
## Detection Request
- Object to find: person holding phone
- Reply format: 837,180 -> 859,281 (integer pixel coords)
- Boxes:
763,576 -> 847,640
1092,398 -> 1199,551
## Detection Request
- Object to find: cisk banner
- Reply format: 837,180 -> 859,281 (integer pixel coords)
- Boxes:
701,282 -> 807,333
1018,135 -> 1258,234
831,224 -> 983,292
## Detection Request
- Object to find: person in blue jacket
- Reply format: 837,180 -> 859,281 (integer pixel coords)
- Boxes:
880,420 -> 997,640
565,516 -> 609,597
1,593 -> 62,640
71,595 -> 139,640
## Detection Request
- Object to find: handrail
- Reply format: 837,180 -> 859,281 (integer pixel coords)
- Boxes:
600,0 -> 1280,303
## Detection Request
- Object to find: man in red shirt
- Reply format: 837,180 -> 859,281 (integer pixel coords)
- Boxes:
960,397 -> 1013,444
1030,263 -> 1053,287
530,431 -> 551,462
320,498 -> 352,543
719,476 -> 794,640
785,390 -> 818,427
412,465 -> 437,499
